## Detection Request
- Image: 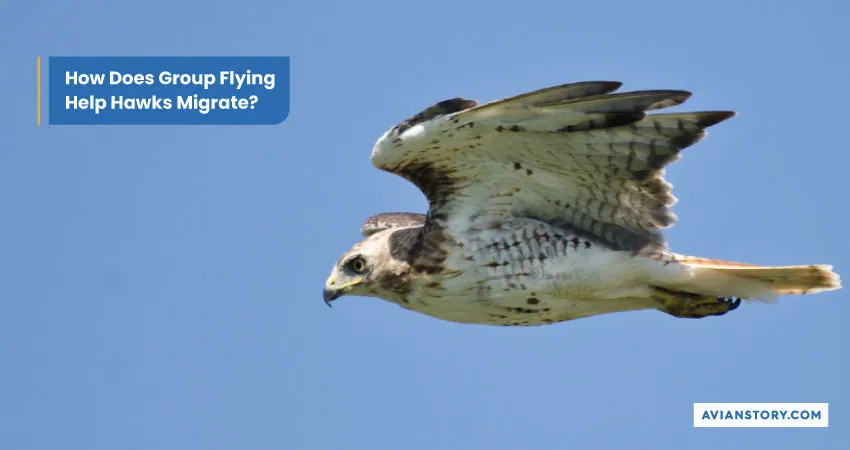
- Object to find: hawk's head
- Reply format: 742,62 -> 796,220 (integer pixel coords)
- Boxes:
323,228 -> 419,306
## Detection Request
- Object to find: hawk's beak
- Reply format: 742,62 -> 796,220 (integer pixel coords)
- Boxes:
323,276 -> 361,307
323,287 -> 341,306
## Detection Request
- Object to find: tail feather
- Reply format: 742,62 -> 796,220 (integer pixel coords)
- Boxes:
655,255 -> 841,302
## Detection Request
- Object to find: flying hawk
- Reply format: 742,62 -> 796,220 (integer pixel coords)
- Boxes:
323,81 -> 841,326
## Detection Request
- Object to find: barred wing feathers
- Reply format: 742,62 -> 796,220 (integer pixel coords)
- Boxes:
370,81 -> 735,252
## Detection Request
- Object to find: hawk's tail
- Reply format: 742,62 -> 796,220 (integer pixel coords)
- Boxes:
656,255 -> 841,302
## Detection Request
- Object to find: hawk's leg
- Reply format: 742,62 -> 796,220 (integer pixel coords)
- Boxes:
654,288 -> 742,319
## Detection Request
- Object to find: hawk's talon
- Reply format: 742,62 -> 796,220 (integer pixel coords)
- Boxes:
657,290 -> 745,319
721,297 -> 743,311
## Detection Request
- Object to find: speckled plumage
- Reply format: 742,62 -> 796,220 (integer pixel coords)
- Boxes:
323,81 -> 841,326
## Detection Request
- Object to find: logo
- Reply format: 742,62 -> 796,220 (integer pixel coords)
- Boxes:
693,403 -> 828,428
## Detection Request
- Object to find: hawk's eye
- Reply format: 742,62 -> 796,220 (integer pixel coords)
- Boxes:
348,257 -> 367,274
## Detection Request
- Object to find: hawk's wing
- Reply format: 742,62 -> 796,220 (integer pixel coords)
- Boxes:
370,81 -> 734,252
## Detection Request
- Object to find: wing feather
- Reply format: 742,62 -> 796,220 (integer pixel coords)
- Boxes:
370,81 -> 735,252
469,81 -> 623,109
361,213 -> 426,236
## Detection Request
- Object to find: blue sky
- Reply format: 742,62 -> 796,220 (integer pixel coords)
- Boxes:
2,1 -> 848,449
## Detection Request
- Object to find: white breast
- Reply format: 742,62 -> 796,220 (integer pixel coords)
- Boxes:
397,219 -> 658,326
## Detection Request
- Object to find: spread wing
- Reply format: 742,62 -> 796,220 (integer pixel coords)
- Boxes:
370,81 -> 735,252
361,213 -> 426,236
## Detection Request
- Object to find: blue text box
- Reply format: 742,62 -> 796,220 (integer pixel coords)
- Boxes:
49,56 -> 290,125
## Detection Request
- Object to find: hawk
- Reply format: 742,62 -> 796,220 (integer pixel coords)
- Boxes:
323,81 -> 841,326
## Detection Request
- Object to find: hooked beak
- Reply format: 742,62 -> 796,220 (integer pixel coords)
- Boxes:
323,276 -> 361,308
323,287 -> 341,307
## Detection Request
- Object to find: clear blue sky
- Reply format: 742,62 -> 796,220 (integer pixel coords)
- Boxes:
2,1 -> 848,449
